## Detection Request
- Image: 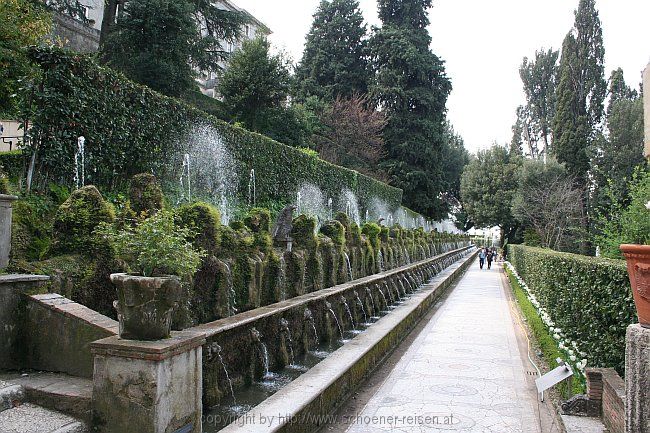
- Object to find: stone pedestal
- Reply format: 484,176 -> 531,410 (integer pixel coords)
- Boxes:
0,194 -> 18,269
91,331 -> 205,433
625,324 -> 650,433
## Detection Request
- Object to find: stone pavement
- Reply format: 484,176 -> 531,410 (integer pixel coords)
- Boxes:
346,261 -> 549,433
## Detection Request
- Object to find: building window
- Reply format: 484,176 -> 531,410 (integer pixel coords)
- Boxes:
245,24 -> 250,38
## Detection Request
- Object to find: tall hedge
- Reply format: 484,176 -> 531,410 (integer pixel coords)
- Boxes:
507,244 -> 636,375
22,47 -> 403,216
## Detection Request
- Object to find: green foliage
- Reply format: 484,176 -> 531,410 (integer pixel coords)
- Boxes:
51,186 -> 116,255
505,267 -> 584,394
460,145 -> 520,242
98,209 -> 204,278
515,48 -> 558,158
0,0 -> 50,117
595,169 -> 650,259
181,91 -> 228,120
508,244 -> 635,375
552,0 -> 606,186
0,150 -> 25,180
319,220 -> 345,246
11,192 -> 61,261
129,173 -> 164,217
23,47 -> 403,212
295,0 -> 370,101
219,37 -> 291,131
102,0 -> 197,97
370,0 -> 452,218
175,201 -> 221,254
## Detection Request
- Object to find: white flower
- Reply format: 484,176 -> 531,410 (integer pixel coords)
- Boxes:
553,333 -> 561,340
570,355 -> 576,362
549,327 -> 555,333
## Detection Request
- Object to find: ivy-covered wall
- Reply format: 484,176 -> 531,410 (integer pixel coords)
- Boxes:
507,244 -> 636,375
22,47 -> 403,215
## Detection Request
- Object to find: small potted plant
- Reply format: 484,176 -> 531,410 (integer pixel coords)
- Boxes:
98,210 -> 204,340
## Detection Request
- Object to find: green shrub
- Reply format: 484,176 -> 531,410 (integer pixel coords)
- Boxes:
0,150 -> 25,180
507,244 -> 635,375
129,173 -> 164,216
97,209 -> 204,278
595,168 -> 650,259
50,186 -> 115,255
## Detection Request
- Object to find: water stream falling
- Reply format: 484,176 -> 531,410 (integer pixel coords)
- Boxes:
223,262 -> 237,316
325,302 -> 344,339
383,281 -> 394,303
248,169 -> 256,207
354,291 -> 368,323
343,253 -> 353,281
212,344 -> 236,404
377,285 -> 389,309
339,189 -> 361,225
279,318 -> 295,365
366,287 -> 378,316
327,198 -> 333,220
74,136 -> 85,189
180,153 -> 191,201
341,297 -> 355,329
277,255 -> 287,301
377,250 -> 385,272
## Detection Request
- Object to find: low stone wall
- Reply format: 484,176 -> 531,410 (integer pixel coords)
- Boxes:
586,368 -> 625,433
25,293 -> 118,378
193,245 -> 473,406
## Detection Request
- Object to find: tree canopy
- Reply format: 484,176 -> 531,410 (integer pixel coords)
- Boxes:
460,145 -> 521,243
370,0 -> 453,219
295,0 -> 370,101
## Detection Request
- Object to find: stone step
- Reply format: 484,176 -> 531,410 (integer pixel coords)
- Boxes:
0,402 -> 88,433
2,372 -> 92,421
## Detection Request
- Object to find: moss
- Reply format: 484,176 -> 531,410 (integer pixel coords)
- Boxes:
50,186 -> 115,255
176,202 -> 221,254
244,208 -> 271,233
380,226 -> 390,242
362,222 -> 381,251
319,235 -> 337,287
229,220 -> 246,231
349,222 -> 362,245
291,215 -> 317,249
319,220 -> 346,246
129,173 -> 163,217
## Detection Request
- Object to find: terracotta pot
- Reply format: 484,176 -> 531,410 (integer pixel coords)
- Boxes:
110,273 -> 182,340
620,244 -> 650,328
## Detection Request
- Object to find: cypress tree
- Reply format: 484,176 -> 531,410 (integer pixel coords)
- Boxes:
295,0 -> 370,101
370,0 -> 452,218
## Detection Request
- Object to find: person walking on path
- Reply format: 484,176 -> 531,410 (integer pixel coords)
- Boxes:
487,248 -> 494,270
478,247 -> 486,269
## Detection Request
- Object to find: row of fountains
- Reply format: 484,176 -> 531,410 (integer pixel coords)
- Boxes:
199,247 -> 471,430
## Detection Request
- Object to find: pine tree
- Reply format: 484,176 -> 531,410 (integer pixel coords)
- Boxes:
552,0 -> 606,185
370,0 -> 453,218
295,0 -> 370,101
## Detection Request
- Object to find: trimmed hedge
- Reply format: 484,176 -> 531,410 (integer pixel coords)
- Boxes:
22,47 -> 403,216
507,244 -> 636,375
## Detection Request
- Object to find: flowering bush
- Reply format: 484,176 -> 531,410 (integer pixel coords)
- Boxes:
507,245 -> 635,376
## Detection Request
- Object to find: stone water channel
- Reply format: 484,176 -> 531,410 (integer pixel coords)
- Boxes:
192,244 -> 474,431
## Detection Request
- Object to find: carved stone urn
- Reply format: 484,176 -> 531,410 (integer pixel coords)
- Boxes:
620,245 -> 650,328
110,273 -> 182,340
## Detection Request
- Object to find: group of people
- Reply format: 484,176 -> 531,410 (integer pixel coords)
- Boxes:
478,247 -> 498,270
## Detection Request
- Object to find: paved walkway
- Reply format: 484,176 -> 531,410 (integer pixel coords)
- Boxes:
346,262 -> 545,433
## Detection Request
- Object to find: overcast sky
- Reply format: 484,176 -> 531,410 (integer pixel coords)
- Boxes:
235,0 -> 649,154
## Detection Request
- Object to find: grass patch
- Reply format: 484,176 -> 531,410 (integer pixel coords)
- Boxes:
505,267 -> 585,395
